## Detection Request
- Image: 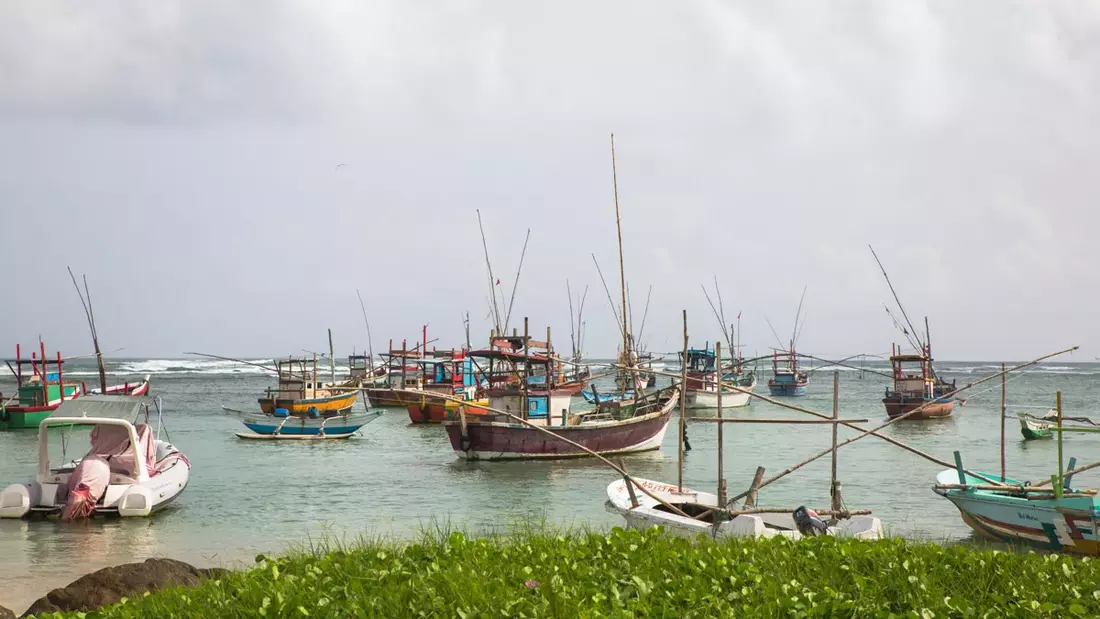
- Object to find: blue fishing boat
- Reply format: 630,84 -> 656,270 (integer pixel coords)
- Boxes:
227,407 -> 383,440
767,347 -> 808,397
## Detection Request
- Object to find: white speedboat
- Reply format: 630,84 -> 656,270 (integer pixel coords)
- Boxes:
0,395 -> 189,519
605,477 -> 882,540
684,373 -> 756,409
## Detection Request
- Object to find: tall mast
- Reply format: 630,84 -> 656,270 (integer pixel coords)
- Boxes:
610,134 -> 630,366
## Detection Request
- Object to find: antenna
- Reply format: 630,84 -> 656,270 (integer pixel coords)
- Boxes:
502,228 -> 531,333
476,209 -> 503,333
869,245 -> 923,349
356,289 -> 376,369
591,254 -> 626,341
791,285 -> 807,349
637,285 -> 653,350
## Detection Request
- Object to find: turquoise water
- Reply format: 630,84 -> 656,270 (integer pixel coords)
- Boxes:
1,357 -> 1098,612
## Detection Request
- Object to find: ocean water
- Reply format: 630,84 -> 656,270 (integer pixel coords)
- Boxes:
1,356 -> 1098,612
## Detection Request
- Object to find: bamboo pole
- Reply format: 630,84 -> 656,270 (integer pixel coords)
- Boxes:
716,341 -> 725,506
1000,362 -> 1006,482
1057,391 -> 1064,496
420,387 -> 690,518
694,418 -> 869,424
745,466 -> 765,507
934,483 -> 1095,494
725,348 -> 1079,504
613,347 -> 1078,492
830,370 -> 841,513
728,508 -> 873,517
678,310 -> 688,493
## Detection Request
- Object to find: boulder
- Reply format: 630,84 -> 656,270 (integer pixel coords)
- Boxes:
21,558 -> 228,617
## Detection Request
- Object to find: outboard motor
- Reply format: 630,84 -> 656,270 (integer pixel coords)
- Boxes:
793,506 -> 828,537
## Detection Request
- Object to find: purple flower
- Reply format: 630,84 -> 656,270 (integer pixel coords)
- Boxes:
525,580 -> 540,589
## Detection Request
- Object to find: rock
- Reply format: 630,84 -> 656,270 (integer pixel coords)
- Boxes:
0,605 -> 15,619
21,558 -> 229,617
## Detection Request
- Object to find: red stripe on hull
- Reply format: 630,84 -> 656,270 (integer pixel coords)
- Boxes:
445,408 -> 672,459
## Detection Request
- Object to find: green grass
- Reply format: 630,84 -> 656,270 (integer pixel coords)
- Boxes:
36,527 -> 1100,618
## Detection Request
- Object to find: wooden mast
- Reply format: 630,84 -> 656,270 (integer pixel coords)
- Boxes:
67,267 -> 107,394
678,309 -> 688,493
610,134 -> 631,393
716,341 -> 725,505
328,328 -> 336,384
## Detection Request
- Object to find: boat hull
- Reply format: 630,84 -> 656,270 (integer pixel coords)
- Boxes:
684,388 -> 751,409
239,410 -> 382,437
883,396 -> 953,419
934,469 -> 1100,555
605,477 -> 883,540
445,407 -> 673,460
1,380 -> 151,430
258,390 -> 358,415
365,388 -> 417,408
1018,414 -> 1054,440
767,382 -> 807,397
405,397 -> 490,424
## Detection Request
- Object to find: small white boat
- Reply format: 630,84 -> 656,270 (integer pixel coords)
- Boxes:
684,374 -> 756,410
605,477 -> 883,540
0,395 -> 189,519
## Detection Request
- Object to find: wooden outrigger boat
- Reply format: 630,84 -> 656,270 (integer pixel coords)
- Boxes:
883,343 -> 955,420
681,344 -> 756,409
767,346 -> 808,397
1,343 -> 150,430
1017,409 -> 1099,440
234,408 -> 383,440
256,357 -> 360,416
364,335 -> 429,408
444,319 -> 678,460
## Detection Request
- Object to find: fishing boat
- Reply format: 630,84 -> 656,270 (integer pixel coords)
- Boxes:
1,343 -> 150,430
883,344 -> 955,419
767,347 -> 808,397
256,357 -> 360,416
405,349 -> 488,424
445,384 -> 678,460
444,321 -> 679,460
934,467 -> 1100,554
233,408 -> 383,440
681,345 -> 756,409
580,386 -> 634,404
0,395 -> 189,519
364,336 -> 428,408
1018,410 -> 1100,440
605,477 -> 883,540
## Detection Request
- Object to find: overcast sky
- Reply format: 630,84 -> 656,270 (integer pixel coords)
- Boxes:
0,1 -> 1097,362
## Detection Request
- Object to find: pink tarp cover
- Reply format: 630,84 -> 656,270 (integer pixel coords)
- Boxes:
89,423 -> 157,477
62,455 -> 110,520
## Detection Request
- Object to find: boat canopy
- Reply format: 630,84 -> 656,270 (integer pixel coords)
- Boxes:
50,395 -> 150,421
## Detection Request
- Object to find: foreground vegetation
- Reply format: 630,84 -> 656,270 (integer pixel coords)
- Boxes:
38,527 -> 1100,618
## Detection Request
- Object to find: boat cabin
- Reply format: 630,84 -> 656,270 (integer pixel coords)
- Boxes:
1,343 -> 78,409
470,326 -> 572,426
887,344 -> 952,399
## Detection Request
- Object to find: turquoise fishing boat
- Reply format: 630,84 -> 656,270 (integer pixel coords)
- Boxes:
936,396 -> 1100,555
934,467 -> 1100,555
